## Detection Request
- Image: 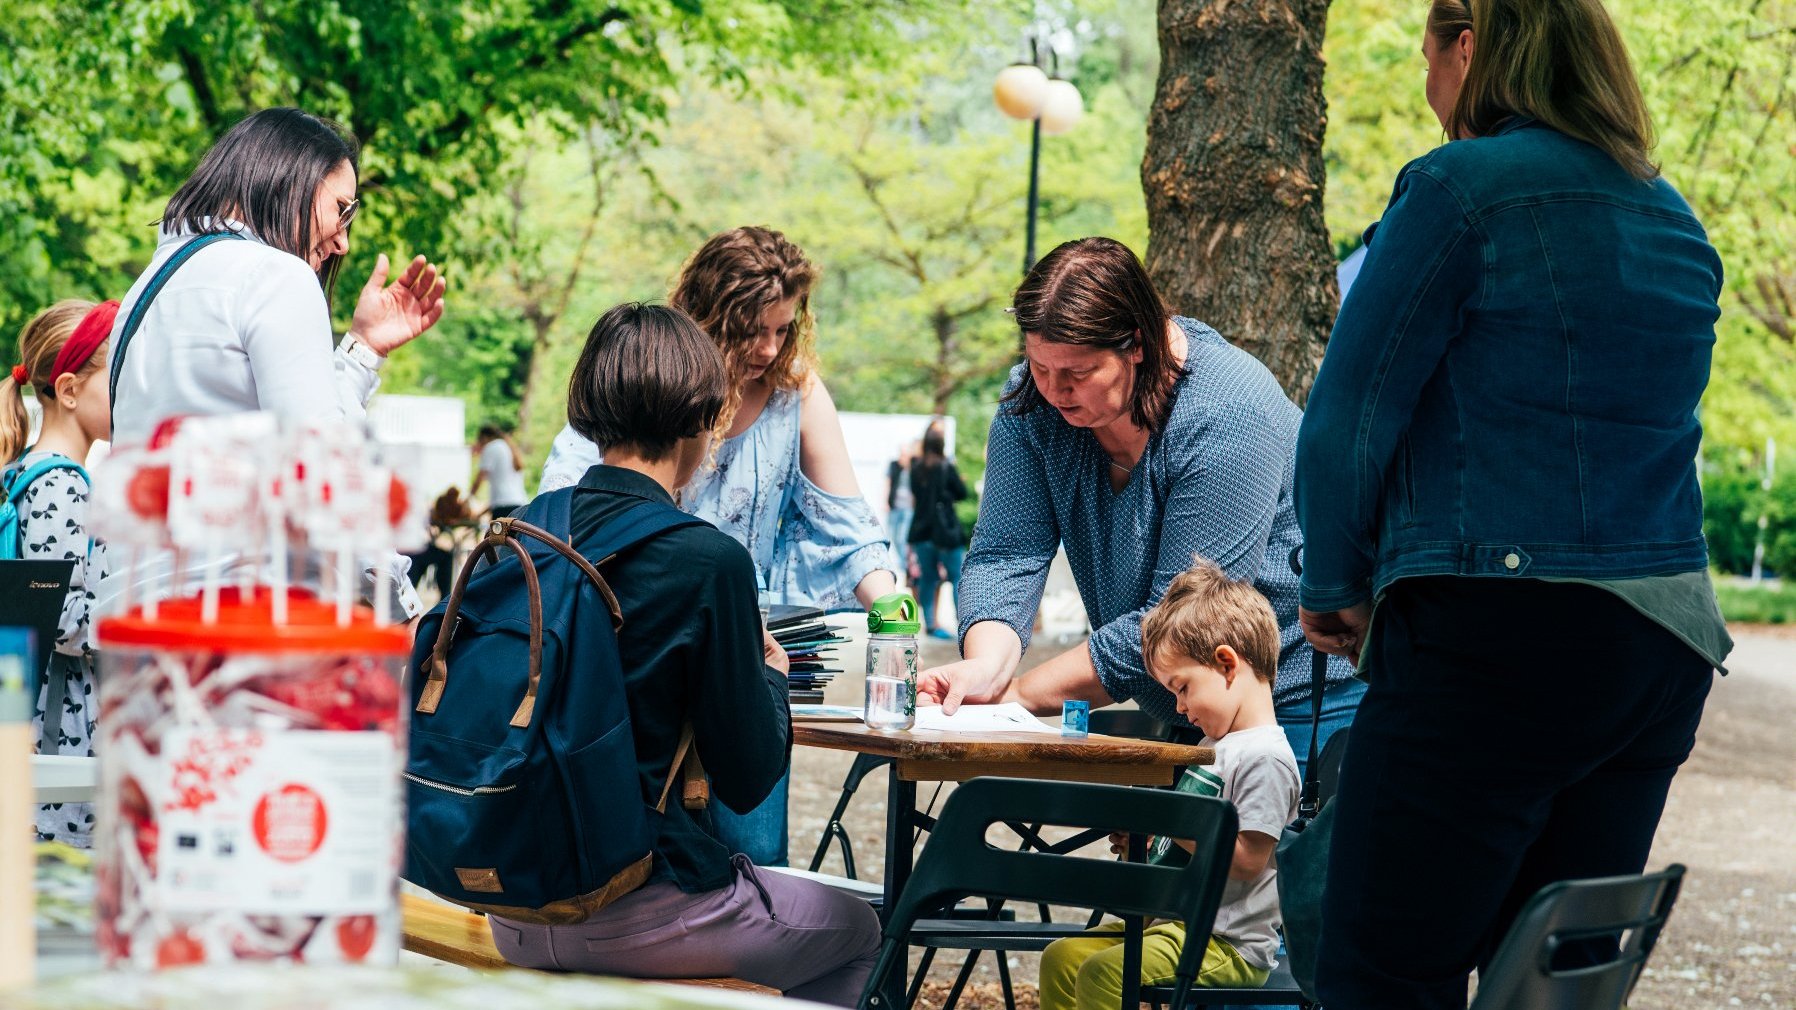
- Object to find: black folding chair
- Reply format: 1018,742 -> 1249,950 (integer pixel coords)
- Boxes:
1470,864 -> 1686,1010
858,776 -> 1238,1010
809,752 -> 892,880
897,710 -> 1180,1010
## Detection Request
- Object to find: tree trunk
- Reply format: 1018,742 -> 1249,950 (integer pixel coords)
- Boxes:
931,305 -> 958,416
513,316 -> 556,451
1143,0 -> 1336,403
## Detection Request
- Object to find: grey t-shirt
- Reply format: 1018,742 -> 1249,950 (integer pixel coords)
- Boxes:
1150,723 -> 1300,970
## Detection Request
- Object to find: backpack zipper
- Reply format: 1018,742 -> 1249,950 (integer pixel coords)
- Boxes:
403,772 -> 518,797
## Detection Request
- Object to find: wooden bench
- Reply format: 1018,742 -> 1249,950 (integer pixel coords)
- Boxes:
400,892 -> 781,996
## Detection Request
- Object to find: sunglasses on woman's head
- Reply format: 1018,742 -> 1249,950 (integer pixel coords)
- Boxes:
337,197 -> 360,229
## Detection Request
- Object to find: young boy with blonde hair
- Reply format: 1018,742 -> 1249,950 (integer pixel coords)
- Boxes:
1038,559 -> 1301,1010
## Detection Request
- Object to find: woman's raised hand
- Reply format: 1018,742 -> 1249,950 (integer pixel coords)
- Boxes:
351,253 -> 447,355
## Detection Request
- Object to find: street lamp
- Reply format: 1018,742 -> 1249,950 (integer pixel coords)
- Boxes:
993,35 -> 1083,275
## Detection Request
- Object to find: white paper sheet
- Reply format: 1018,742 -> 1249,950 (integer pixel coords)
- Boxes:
913,703 -> 1061,735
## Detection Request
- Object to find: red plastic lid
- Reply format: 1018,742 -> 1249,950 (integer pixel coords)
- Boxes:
98,587 -> 411,654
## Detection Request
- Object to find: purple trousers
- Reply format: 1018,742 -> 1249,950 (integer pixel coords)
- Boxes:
490,855 -> 882,1006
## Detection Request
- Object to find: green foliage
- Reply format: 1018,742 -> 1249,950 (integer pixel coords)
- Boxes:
1703,456 -> 1768,574
0,0 -> 962,338
1702,451 -> 1796,577
1319,1 -> 1438,250
1713,578 -> 1796,624
381,306 -> 535,436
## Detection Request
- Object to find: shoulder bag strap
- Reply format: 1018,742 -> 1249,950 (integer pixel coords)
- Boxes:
109,231 -> 248,427
37,654 -> 84,758
1290,545 -> 1327,821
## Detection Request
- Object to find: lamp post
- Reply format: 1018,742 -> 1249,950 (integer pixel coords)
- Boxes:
993,35 -> 1083,275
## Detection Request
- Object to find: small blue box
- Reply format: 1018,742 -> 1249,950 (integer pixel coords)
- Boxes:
1061,700 -> 1090,738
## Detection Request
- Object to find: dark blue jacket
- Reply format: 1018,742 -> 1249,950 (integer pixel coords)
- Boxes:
1296,118 -> 1723,611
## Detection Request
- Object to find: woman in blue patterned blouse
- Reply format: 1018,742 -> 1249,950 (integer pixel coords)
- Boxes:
917,237 -> 1357,768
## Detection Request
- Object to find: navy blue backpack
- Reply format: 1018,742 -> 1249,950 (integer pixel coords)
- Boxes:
403,487 -> 703,923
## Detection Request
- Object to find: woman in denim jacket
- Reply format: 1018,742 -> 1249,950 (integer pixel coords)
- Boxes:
1295,1 -> 1729,1007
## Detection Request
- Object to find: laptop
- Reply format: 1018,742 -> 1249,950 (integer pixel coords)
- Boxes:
0,558 -> 78,696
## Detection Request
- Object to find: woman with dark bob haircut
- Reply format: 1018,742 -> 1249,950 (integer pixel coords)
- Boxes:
105,107 -> 446,617
1296,0 -> 1728,1005
918,236 -> 1359,778
489,303 -> 881,1004
112,107 -> 445,436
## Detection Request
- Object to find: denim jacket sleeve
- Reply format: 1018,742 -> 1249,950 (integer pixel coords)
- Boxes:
1295,164 -> 1484,612
1088,401 -> 1286,712
956,408 -> 1059,649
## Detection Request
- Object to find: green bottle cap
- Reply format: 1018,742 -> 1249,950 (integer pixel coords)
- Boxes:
867,592 -> 921,635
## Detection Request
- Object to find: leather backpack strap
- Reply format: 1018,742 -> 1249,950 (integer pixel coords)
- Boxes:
1290,545 -> 1327,822
414,518 -> 545,725
682,746 -> 711,811
655,722 -> 697,814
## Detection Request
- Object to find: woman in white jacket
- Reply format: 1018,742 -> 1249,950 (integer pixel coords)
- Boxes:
111,106 -> 444,435
107,107 -> 446,616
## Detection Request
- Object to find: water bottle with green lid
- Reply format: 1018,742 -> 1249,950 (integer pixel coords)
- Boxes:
865,593 -> 920,730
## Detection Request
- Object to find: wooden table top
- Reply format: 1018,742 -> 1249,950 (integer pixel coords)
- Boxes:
793,721 -> 1212,785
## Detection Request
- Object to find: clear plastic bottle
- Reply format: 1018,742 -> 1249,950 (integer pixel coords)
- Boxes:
864,593 -> 920,731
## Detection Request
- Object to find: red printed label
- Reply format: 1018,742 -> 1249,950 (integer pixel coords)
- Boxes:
155,729 -> 395,914
253,784 -> 329,863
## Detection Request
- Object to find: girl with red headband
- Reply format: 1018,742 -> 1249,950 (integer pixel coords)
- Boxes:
1,297 -> 119,847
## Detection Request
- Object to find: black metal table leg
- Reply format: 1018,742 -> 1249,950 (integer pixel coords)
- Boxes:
873,766 -> 919,1009
882,769 -> 918,920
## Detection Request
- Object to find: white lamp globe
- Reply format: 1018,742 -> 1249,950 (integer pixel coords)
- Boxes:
994,64 -> 1051,120
1039,79 -> 1084,136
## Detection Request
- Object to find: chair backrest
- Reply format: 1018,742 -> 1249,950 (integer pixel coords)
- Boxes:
861,777 -> 1237,1009
1470,864 -> 1685,1010
1088,709 -> 1173,742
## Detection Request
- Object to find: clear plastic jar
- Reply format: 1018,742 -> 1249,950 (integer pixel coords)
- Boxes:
95,589 -> 409,969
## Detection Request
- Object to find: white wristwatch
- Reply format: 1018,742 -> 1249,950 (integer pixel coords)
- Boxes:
339,334 -> 385,370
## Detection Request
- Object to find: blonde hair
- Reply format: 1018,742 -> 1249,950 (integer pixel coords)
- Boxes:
1,300 -> 100,461
1437,0 -> 1658,180
669,226 -> 819,435
1140,559 -> 1281,684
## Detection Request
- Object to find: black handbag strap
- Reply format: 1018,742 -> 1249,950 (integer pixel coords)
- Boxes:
109,231 -> 248,428
37,652 -> 85,757
1290,545 -> 1326,821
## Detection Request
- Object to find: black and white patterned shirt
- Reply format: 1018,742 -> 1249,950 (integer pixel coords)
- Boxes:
17,450 -> 108,845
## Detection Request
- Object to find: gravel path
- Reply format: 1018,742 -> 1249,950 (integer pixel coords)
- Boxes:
788,623 -> 1796,1009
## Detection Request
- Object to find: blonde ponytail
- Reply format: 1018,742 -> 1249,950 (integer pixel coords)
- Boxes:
2,300 -> 99,462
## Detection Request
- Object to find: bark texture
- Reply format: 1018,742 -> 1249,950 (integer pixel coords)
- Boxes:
1143,0 -> 1337,403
